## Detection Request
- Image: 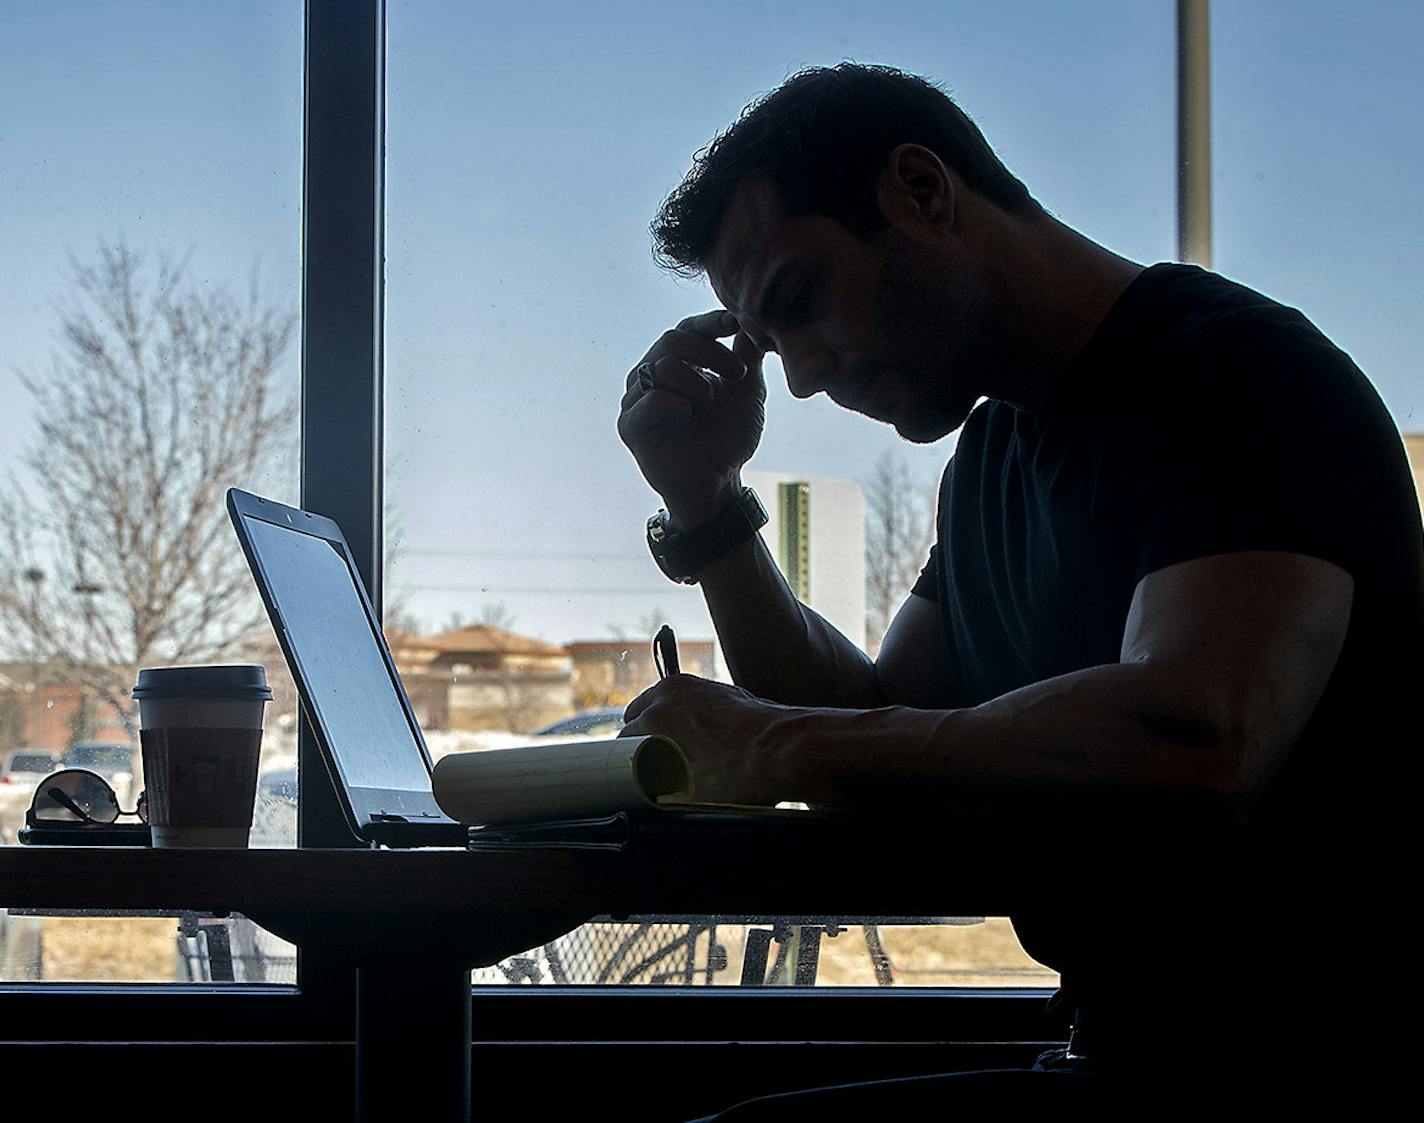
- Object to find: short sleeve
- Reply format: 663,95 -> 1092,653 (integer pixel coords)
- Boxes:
1131,312 -> 1389,585
911,544 -> 940,601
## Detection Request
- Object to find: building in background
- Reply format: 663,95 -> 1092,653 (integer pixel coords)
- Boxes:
566,639 -> 716,711
0,664 -> 130,754
744,471 -> 867,653
385,624 -> 573,734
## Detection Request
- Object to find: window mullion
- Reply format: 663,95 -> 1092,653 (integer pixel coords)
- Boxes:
297,0 -> 386,1031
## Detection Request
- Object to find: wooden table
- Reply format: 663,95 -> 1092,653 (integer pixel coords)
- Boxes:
0,833 -> 1065,1120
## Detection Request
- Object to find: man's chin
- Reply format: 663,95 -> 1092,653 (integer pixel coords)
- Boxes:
892,404 -> 968,444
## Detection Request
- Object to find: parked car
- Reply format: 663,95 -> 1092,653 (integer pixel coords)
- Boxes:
1,748 -> 62,787
530,707 -> 625,739
62,740 -> 139,807
0,749 -> 64,841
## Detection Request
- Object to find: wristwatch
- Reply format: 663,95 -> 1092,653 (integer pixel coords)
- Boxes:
647,487 -> 769,584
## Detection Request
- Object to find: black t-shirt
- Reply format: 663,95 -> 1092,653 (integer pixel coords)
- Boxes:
913,263 -> 1424,1057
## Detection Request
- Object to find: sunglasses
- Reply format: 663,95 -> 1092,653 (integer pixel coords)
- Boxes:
26,768 -> 148,828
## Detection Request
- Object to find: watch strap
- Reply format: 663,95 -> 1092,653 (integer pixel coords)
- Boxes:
647,487 -> 769,584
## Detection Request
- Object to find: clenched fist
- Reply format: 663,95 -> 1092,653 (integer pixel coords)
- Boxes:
617,310 -> 767,529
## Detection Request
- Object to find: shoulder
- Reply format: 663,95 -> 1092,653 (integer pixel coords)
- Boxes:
949,397 -> 1014,461
1118,263 -> 1303,330
1109,272 -> 1413,581
1129,265 -> 1364,391
940,398 -> 1016,504
1085,267 -> 1388,449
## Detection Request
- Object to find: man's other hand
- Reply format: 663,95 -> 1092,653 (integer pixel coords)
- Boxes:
620,675 -> 787,805
618,310 -> 767,529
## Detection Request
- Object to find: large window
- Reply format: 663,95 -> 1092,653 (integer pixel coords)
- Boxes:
0,1 -> 303,985
0,0 -> 1417,1056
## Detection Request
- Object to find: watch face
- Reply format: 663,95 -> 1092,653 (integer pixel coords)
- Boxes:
646,510 -> 690,582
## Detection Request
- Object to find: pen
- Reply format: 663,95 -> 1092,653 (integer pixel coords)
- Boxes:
653,624 -> 680,679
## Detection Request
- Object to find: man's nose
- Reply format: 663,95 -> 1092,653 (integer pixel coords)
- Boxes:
779,342 -> 830,400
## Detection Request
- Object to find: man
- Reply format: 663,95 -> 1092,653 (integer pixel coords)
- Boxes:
616,63 -> 1422,1104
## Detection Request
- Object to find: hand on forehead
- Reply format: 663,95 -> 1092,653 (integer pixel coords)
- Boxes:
671,308 -> 768,372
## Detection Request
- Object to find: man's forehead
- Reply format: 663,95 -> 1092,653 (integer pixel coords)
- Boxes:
707,179 -> 791,313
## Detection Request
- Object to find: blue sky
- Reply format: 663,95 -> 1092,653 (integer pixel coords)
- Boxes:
2,1 -> 1421,644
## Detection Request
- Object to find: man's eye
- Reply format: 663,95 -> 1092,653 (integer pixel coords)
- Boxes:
780,285 -> 816,325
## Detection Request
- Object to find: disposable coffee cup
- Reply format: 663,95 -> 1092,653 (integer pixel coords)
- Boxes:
132,665 -> 273,848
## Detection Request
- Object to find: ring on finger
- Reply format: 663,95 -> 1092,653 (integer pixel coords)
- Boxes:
637,362 -> 656,391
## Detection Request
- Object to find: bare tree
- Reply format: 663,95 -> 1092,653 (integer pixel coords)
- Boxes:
380,474 -> 420,633
607,607 -> 669,644
863,450 -> 938,656
0,245 -> 297,731
382,604 -> 426,638
479,601 -> 517,631
492,664 -> 556,733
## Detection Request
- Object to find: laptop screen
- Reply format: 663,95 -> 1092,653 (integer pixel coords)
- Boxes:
241,514 -> 433,796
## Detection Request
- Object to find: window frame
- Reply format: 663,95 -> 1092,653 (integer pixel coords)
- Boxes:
0,0 -> 1057,1050
0,0 -> 379,1042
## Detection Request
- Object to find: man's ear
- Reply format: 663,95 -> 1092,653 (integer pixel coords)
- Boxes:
876,144 -> 956,234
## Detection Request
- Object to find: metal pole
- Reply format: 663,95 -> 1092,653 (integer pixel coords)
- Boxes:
1177,0 -> 1212,268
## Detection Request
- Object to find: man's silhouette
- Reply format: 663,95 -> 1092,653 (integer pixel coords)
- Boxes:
617,64 -> 1422,1108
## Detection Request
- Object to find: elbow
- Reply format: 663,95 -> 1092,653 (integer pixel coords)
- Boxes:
1141,699 -> 1282,834
1194,735 -> 1261,833
1133,652 -> 1304,828
1184,710 -> 1291,835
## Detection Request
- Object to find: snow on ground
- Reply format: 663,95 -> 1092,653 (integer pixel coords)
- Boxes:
422,728 -> 549,764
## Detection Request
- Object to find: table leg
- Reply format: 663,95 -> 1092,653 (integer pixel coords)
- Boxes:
356,962 -> 472,1121
740,926 -> 774,985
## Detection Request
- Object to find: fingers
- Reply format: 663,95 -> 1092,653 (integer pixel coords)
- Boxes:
676,309 -> 739,338
617,386 -> 694,439
622,681 -> 664,725
622,674 -> 700,725
628,314 -> 746,387
619,354 -> 717,437
637,357 -> 717,407
731,330 -> 768,392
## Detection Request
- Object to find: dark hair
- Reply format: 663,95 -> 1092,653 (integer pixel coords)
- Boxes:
653,63 -> 1040,276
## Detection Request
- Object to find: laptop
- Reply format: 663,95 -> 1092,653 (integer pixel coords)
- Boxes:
227,488 -> 834,850
229,488 -> 468,846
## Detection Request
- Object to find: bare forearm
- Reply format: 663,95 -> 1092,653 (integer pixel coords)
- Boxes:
698,532 -> 881,708
763,660 -> 1247,828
